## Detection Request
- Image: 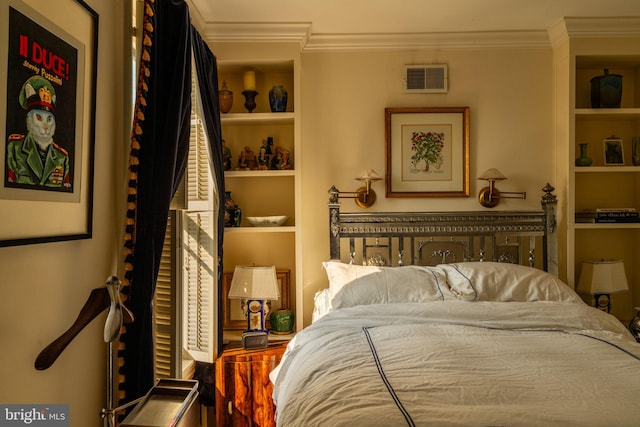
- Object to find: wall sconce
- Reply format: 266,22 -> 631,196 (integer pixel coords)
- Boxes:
335,169 -> 383,208
477,168 -> 526,208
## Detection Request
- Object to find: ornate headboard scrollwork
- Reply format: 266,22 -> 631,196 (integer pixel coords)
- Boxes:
328,184 -> 558,275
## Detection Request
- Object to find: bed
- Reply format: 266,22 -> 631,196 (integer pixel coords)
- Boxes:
270,185 -> 640,426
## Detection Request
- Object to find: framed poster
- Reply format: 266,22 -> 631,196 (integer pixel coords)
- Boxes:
385,107 -> 469,197
0,0 -> 98,246
222,270 -> 291,330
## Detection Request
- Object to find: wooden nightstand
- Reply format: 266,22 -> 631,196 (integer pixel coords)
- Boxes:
215,340 -> 289,427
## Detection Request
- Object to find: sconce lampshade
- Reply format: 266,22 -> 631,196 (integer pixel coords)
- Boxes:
478,168 -> 507,182
228,266 -> 280,300
577,259 -> 629,295
356,169 -> 383,183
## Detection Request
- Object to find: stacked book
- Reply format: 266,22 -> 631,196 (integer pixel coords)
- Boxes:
576,208 -> 640,223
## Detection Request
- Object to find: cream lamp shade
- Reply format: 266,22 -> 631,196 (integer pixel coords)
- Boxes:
355,169 -> 383,183
228,266 -> 280,300
478,168 -> 507,182
577,259 -> 629,294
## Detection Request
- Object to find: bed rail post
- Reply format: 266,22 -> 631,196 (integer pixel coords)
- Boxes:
329,186 -> 341,260
541,183 -> 558,276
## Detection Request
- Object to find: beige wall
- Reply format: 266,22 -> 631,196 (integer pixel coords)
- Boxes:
0,1 -> 127,426
299,47 -> 555,324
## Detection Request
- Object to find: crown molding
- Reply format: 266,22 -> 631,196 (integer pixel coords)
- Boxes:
195,18 -> 640,52
200,23 -> 549,51
548,17 -> 640,47
303,31 -> 550,52
200,22 -> 312,47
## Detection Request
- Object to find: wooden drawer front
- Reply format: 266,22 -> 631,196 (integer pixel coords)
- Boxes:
216,344 -> 286,427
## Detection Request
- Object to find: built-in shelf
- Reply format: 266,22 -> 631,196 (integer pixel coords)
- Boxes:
223,226 -> 296,233
574,223 -> 640,229
221,112 -> 295,124
575,108 -> 640,120
556,35 -> 640,323
217,51 -> 302,332
225,170 -> 295,178
574,166 -> 640,173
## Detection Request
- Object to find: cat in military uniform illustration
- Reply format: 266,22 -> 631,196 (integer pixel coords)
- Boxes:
6,75 -> 70,189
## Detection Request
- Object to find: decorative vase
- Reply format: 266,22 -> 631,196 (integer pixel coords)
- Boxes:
575,143 -> 593,167
224,191 -> 242,227
268,85 -> 288,112
411,158 -> 429,172
590,69 -> 623,108
632,136 -> 640,166
269,308 -> 294,334
218,81 -> 233,113
242,90 -> 258,113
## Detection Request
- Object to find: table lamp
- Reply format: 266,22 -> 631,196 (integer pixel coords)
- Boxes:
228,265 -> 280,348
577,259 -> 629,313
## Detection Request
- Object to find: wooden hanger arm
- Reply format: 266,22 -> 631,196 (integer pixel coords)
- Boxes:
34,286 -> 134,370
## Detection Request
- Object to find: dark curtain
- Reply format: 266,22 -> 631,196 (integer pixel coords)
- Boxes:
119,0 -> 224,402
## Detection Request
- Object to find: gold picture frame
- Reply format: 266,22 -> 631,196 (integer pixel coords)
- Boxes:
222,269 -> 291,330
385,107 -> 470,197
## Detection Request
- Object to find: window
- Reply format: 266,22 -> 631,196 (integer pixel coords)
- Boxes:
153,65 -> 219,379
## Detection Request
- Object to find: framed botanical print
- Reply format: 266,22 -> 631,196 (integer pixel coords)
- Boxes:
385,107 -> 469,197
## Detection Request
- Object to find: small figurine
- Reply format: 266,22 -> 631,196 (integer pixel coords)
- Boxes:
237,146 -> 257,170
270,146 -> 283,170
222,139 -> 232,171
237,148 -> 249,170
242,146 -> 257,170
261,138 -> 273,156
281,150 -> 292,170
257,146 -> 270,170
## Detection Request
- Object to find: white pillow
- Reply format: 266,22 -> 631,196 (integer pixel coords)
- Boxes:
312,288 -> 331,322
322,261 -> 455,310
438,262 -> 582,303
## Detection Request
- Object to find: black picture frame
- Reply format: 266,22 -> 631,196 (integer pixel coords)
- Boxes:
0,0 -> 98,246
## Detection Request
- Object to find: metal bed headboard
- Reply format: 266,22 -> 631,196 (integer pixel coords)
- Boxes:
328,183 -> 558,275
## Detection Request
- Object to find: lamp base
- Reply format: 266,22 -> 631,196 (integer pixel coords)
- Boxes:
593,293 -> 611,313
241,331 -> 269,349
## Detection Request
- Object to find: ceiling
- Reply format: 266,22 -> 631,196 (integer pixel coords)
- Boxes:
188,0 -> 640,37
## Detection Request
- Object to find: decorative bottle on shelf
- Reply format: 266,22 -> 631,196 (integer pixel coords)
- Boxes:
268,85 -> 288,112
575,143 -> 593,167
224,191 -> 242,227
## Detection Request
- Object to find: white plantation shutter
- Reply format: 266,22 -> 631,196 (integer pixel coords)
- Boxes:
182,210 -> 214,362
153,211 -> 179,378
187,73 -> 210,206
181,67 -> 217,363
